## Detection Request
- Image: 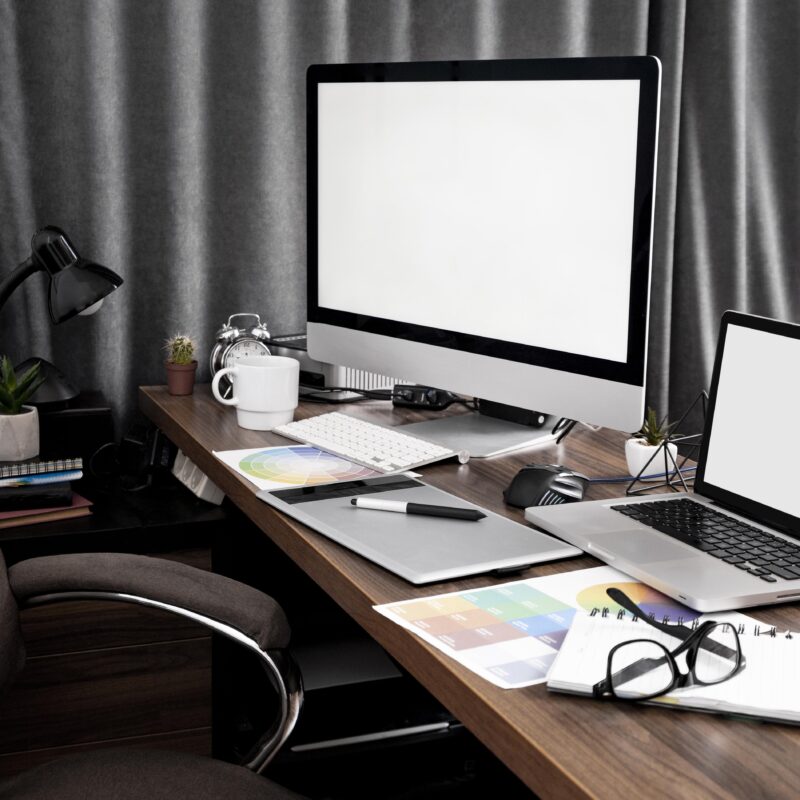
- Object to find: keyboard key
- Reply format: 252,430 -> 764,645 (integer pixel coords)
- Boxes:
708,549 -> 731,558
765,566 -> 798,580
760,575 -> 778,582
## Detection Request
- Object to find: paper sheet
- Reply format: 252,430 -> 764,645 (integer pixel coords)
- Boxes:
213,445 -> 380,492
374,566 -> 711,690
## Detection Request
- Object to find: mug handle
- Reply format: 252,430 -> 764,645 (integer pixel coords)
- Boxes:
212,367 -> 239,406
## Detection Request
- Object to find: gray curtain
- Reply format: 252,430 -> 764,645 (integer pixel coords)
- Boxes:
1,0 -> 797,437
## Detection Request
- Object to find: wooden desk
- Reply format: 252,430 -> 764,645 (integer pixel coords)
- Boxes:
140,386 -> 800,800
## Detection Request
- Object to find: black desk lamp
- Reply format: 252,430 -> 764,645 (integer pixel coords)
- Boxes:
0,226 -> 123,403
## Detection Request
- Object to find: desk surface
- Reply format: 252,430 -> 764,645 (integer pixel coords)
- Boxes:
140,386 -> 800,800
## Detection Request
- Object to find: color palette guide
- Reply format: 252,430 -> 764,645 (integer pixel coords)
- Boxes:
213,445 -> 380,492
375,566 -> 700,689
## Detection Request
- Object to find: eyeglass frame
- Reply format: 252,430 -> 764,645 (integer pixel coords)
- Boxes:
592,587 -> 745,702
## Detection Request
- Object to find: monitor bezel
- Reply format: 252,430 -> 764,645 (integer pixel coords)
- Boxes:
307,56 -> 660,387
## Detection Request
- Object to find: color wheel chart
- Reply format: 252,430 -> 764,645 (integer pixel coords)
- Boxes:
375,566 -> 698,689
213,445 -> 380,491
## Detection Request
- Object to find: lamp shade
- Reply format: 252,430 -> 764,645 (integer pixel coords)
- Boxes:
30,226 -> 123,324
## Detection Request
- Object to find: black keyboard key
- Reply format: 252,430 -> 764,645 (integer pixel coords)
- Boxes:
708,549 -> 731,558
748,567 -> 769,575
765,566 -> 798,580
760,575 -> 778,582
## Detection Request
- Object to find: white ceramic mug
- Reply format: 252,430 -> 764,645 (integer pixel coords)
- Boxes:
211,355 -> 299,430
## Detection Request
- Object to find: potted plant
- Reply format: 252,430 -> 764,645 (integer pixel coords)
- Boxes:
625,407 -> 678,481
0,356 -> 44,461
164,335 -> 198,396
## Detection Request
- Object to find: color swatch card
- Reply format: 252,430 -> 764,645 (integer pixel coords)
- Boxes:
374,566 -> 702,690
213,445 -> 381,491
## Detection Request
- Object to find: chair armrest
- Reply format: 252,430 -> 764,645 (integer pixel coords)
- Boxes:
8,552 -> 302,772
9,552 -> 289,651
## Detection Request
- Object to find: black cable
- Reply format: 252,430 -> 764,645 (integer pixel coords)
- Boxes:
300,384 -> 403,400
300,383 -> 479,410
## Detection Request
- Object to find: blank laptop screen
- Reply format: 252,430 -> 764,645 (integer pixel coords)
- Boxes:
702,322 -> 800,518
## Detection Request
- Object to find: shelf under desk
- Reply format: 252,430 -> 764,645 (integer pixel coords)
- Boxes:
139,384 -> 800,800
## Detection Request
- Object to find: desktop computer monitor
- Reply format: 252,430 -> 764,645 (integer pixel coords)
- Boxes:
306,57 -> 661,454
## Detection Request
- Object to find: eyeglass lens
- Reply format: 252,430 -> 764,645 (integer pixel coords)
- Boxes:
609,640 -> 674,699
694,622 -> 740,684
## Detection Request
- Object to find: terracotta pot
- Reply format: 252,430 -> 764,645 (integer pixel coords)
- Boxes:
166,361 -> 198,396
0,405 -> 39,461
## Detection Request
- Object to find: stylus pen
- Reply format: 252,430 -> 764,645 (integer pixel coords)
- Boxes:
350,497 -> 486,521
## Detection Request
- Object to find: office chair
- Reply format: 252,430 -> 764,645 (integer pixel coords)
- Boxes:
0,550 -> 305,799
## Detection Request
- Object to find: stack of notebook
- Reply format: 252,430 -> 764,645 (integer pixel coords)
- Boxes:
0,457 -> 92,529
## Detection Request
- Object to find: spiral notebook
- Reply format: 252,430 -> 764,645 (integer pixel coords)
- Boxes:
0,457 -> 82,479
548,608 -> 800,723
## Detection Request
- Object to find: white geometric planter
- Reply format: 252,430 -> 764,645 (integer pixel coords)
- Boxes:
625,438 -> 678,482
0,406 -> 39,461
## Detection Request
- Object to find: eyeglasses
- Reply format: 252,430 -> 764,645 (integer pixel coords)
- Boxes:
592,587 -> 745,702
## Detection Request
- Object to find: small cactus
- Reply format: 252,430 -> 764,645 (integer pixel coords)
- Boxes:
0,356 -> 44,415
164,335 -> 196,366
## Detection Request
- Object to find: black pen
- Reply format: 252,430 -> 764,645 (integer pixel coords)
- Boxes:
350,497 -> 486,521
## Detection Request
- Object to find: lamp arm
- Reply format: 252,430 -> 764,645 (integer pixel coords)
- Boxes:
0,257 -> 40,314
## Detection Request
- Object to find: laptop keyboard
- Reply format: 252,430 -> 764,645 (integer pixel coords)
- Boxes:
611,498 -> 800,583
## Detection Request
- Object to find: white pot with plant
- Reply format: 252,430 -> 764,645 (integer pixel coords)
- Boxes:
0,356 -> 43,461
625,407 -> 678,482
164,335 -> 198,396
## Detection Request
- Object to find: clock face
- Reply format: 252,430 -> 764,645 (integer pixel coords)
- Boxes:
223,338 -> 270,368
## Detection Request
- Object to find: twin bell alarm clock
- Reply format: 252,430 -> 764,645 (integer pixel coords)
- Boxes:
209,313 -> 271,397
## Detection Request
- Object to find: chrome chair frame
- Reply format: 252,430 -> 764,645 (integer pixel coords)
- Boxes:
20,590 -> 303,773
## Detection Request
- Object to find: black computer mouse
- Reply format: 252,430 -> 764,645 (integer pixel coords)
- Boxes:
503,464 -> 589,508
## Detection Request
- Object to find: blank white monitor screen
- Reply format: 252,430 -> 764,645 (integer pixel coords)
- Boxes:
318,79 -> 639,363
307,58 -> 661,433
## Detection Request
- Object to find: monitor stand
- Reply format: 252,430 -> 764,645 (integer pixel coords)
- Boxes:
400,413 -> 560,459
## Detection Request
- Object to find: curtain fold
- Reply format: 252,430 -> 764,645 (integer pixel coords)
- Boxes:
1,0 -> 797,436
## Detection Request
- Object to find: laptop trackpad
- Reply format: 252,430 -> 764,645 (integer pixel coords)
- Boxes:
588,530 -> 693,563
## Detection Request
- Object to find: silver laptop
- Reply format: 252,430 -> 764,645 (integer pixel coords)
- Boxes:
526,311 -> 800,612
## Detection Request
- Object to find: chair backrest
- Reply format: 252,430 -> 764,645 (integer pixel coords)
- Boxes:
0,550 -> 25,693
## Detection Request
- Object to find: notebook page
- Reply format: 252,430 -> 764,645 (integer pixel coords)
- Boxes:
548,611 -> 800,721
679,632 -> 800,719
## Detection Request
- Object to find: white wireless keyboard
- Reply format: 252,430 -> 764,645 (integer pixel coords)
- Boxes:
273,412 -> 469,473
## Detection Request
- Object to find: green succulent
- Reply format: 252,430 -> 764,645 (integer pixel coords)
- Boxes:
635,407 -> 675,446
164,335 -> 196,366
0,356 -> 44,415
